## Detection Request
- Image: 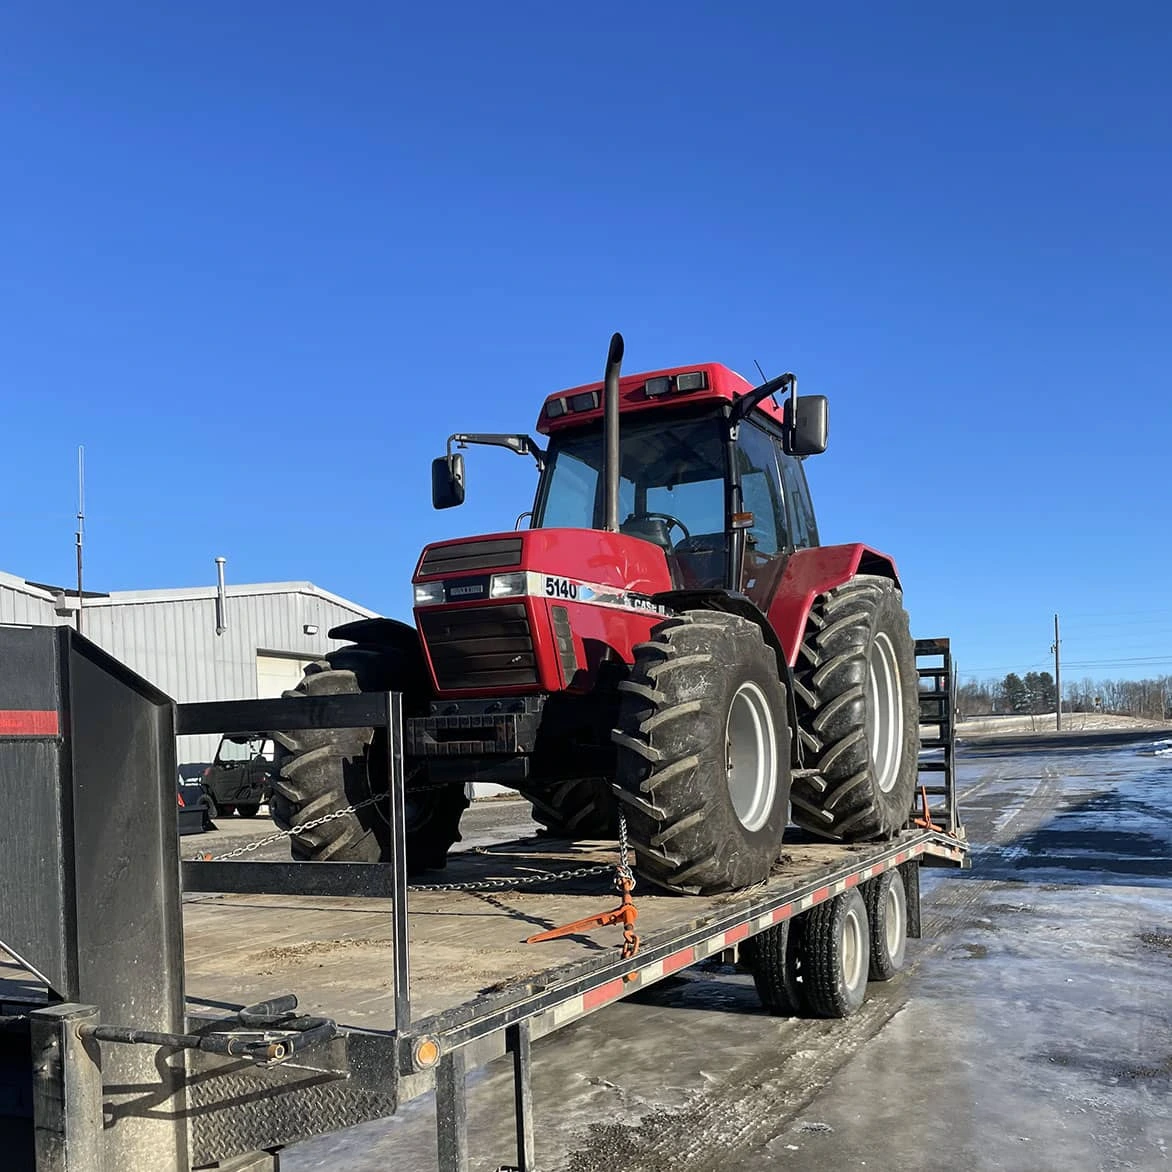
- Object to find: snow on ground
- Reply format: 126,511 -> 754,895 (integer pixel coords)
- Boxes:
957,711 -> 1172,738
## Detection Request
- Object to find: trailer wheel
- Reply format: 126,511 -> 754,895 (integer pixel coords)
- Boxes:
797,889 -> 870,1018
864,869 -> 907,980
235,803 -> 260,818
612,611 -> 791,894
519,777 -> 619,839
791,574 -> 919,841
270,645 -> 469,872
216,802 -> 236,818
747,919 -> 810,1016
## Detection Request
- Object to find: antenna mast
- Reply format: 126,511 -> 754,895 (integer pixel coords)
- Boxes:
75,447 -> 85,634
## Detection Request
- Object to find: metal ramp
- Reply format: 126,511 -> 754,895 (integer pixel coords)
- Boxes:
914,637 -> 961,836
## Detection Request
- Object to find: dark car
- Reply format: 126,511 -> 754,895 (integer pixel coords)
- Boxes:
201,735 -> 275,818
177,763 -> 214,835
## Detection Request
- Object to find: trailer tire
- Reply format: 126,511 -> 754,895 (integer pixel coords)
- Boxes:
235,803 -> 260,818
791,574 -> 918,841
612,611 -> 791,894
797,889 -> 870,1018
270,645 -> 469,872
519,777 -> 619,839
864,868 -> 907,980
216,802 -> 236,818
748,920 -> 810,1016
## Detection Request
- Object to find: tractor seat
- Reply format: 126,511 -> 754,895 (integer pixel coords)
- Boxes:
620,515 -> 675,551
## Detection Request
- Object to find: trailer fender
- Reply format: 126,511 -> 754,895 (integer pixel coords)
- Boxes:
651,588 -> 801,766
767,544 -> 900,666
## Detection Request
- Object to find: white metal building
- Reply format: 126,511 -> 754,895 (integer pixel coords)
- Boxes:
0,570 -> 377,763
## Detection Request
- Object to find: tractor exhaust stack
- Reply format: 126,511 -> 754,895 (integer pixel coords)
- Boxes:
603,332 -> 624,532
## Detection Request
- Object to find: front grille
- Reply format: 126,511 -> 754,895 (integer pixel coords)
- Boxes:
418,603 -> 538,690
419,537 -> 523,577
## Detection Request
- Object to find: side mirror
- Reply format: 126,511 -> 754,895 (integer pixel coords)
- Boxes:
431,453 -> 466,509
783,395 -> 828,456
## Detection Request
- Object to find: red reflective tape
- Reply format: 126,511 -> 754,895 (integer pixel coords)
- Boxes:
811,886 -> 830,903
663,948 -> 694,975
894,851 -> 908,864
771,903 -> 794,923
582,979 -> 626,1012
724,924 -> 750,946
845,874 -> 859,888
0,710 -> 58,736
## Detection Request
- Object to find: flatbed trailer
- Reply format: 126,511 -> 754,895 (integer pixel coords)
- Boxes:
0,627 -> 966,1172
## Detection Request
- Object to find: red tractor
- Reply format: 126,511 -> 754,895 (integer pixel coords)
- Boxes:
272,335 -> 919,893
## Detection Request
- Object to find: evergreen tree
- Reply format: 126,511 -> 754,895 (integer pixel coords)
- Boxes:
1002,672 -> 1028,713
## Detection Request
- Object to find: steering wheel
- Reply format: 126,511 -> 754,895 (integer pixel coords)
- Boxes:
638,512 -> 691,543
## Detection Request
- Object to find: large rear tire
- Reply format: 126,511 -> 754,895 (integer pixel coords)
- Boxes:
790,574 -> 918,840
270,645 -> 469,872
612,611 -> 791,894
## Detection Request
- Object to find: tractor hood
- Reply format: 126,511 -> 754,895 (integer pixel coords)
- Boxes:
411,529 -> 674,697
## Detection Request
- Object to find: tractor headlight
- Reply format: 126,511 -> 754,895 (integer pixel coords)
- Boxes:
490,572 -> 528,599
413,581 -> 445,606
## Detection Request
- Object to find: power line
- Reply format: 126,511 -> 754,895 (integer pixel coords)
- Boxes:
962,655 -> 1172,675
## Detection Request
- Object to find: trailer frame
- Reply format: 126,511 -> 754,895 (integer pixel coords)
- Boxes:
0,627 -> 967,1172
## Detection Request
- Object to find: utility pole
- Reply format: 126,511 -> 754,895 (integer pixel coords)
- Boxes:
1051,613 -> 1061,731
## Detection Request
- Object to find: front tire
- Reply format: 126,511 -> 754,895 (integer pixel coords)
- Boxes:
612,611 -> 791,894
270,645 -> 469,872
791,574 -> 919,840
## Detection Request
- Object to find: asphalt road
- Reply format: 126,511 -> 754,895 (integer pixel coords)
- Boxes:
219,733 -> 1172,1172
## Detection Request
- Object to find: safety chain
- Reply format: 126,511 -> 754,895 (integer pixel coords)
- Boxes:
193,767 -> 450,862
202,794 -> 387,861
196,793 -> 638,906
407,863 -> 615,893
614,810 -> 635,891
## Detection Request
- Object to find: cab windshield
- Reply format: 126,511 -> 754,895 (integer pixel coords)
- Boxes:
534,414 -> 729,588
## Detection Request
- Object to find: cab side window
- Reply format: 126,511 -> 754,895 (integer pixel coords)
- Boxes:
778,450 -> 819,548
735,424 -> 788,555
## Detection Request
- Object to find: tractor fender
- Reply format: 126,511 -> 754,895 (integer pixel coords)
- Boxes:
767,543 -> 900,667
651,588 -> 802,767
327,616 -> 424,660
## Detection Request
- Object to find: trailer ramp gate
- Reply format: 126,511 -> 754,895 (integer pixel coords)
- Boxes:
0,627 -> 966,1171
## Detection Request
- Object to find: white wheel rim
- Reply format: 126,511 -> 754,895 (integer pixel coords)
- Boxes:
865,632 -> 904,794
842,904 -> 865,991
885,880 -> 905,958
725,681 -> 778,832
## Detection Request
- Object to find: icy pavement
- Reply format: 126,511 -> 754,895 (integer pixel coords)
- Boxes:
282,736 -> 1172,1172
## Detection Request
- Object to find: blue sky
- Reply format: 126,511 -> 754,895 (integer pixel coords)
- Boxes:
2,3 -> 1170,685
